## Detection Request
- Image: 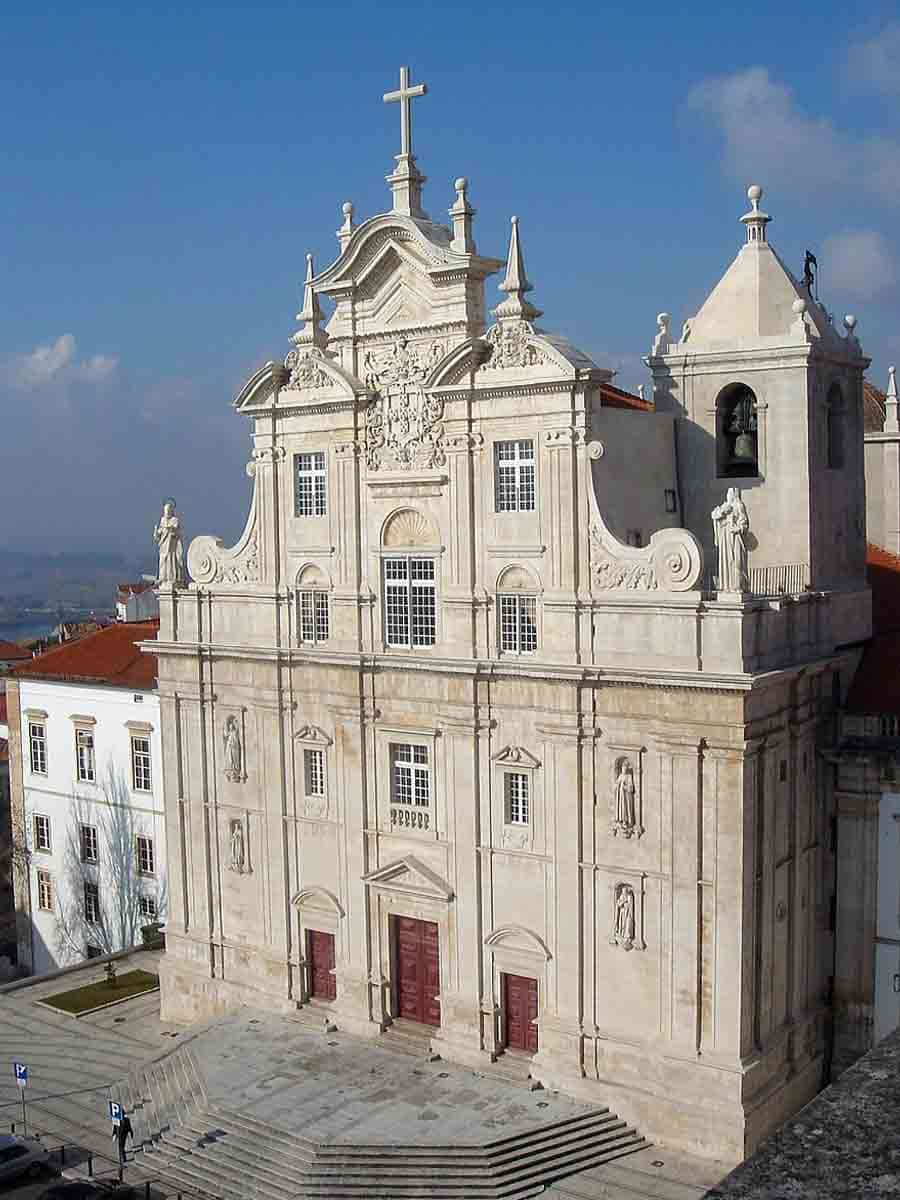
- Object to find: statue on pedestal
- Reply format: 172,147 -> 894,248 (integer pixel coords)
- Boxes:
153,499 -> 185,586
711,487 -> 750,593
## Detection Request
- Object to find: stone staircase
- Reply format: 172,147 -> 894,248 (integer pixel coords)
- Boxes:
138,1101 -> 646,1199
119,1046 -> 208,1153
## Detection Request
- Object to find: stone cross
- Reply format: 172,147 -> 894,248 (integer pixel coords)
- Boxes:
383,66 -> 427,159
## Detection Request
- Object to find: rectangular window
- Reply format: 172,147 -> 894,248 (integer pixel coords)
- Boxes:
299,591 -> 329,643
33,814 -> 51,853
75,729 -> 95,783
498,594 -> 538,654
37,869 -> 53,912
139,895 -> 157,920
131,737 -> 152,792
85,943 -> 103,959
79,824 -> 98,864
137,835 -> 155,876
29,722 -> 47,775
294,451 -> 327,517
303,748 -> 326,797
494,440 -> 536,512
391,744 -> 430,807
84,882 -> 100,925
384,557 -> 436,648
505,772 -> 530,825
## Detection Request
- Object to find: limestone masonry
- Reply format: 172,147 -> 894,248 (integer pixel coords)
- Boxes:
148,67 -> 872,1162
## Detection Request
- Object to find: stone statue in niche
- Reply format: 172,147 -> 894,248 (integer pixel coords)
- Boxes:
711,487 -> 750,593
611,757 -> 642,838
228,818 -> 246,874
223,716 -> 243,782
611,883 -> 636,950
153,498 -> 185,586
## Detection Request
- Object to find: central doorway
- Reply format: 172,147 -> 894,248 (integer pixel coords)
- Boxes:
502,972 -> 538,1053
391,915 -> 440,1026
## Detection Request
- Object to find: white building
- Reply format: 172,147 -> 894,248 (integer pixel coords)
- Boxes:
5,622 -> 165,974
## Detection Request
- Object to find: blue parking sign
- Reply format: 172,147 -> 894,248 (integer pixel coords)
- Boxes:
13,1063 -> 27,1089
108,1100 -> 122,1124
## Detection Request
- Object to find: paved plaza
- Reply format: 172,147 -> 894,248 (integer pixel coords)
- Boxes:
0,952 -> 730,1198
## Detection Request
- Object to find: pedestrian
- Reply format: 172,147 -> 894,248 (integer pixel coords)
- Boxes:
113,1113 -> 133,1163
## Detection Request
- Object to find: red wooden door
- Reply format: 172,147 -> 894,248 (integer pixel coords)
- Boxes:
307,929 -> 336,1001
393,916 -> 441,1026
503,973 -> 538,1052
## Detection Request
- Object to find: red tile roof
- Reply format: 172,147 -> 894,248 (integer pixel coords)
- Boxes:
846,546 -> 900,714
12,621 -> 158,690
117,581 -> 156,596
0,640 -> 32,662
599,382 -> 653,412
864,380 -> 887,434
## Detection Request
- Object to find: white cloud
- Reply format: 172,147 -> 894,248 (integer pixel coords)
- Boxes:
822,231 -> 897,301
5,333 -> 118,392
14,333 -> 77,387
847,23 -> 900,95
687,66 -> 900,207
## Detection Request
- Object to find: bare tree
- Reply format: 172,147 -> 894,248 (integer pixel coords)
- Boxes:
54,762 -> 167,963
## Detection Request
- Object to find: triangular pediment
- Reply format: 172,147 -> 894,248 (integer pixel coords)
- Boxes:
492,744 -> 541,768
362,855 -> 454,901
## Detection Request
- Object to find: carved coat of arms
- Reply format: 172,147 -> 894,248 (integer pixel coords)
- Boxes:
362,337 -> 446,471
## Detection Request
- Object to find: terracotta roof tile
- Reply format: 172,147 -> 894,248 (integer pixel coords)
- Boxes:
846,546 -> 900,714
117,581 -> 156,596
0,640 -> 32,662
12,621 -> 158,690
599,382 -> 653,412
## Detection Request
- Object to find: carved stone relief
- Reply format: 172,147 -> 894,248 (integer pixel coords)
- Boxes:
611,756 -> 643,839
223,716 -> 244,783
480,321 -> 546,370
610,882 -> 637,950
228,817 -> 249,874
284,350 -> 330,390
589,513 -> 702,593
501,825 -> 530,851
362,336 -> 447,471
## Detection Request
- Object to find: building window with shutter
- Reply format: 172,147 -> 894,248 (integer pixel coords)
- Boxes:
75,729 -> 95,782
131,737 -> 152,792
37,870 -> 53,912
137,835 -> 155,876
84,882 -> 100,925
29,722 -> 47,775
79,824 -> 98,864
33,814 -> 51,853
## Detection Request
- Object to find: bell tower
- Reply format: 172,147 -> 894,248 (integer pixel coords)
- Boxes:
648,185 -> 870,596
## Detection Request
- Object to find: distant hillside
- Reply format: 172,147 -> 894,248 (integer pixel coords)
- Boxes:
0,548 -> 155,622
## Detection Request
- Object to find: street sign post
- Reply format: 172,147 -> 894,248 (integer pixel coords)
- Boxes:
108,1100 -> 122,1126
12,1063 -> 27,1135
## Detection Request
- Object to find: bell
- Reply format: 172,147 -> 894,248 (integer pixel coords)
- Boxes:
733,431 -> 757,462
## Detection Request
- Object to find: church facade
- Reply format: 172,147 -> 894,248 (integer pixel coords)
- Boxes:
150,70 -> 871,1161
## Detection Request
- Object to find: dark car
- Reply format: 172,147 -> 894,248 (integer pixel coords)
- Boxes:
38,1182 -> 134,1199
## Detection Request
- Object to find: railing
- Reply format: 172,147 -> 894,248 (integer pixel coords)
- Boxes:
703,563 -> 811,596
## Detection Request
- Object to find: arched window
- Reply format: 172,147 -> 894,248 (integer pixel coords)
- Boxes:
296,565 -> 329,645
716,383 -> 759,478
496,565 -> 540,656
827,383 -> 845,469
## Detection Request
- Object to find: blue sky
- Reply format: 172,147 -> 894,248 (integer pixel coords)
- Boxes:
3,1 -> 899,552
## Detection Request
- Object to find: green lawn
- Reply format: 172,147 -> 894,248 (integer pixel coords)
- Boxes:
43,969 -> 159,1014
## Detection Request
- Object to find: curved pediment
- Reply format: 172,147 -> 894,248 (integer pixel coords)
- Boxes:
314,214 -> 452,292
281,349 -> 365,399
476,321 -> 606,384
232,361 -> 285,412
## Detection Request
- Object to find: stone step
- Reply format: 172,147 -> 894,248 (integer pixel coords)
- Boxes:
146,1140 -> 301,1200
163,1127 -> 311,1191
176,1118 -> 317,1172
290,1004 -> 338,1034
202,1105 -> 319,1156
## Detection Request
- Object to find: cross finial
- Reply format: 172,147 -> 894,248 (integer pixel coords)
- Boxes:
383,66 -> 428,161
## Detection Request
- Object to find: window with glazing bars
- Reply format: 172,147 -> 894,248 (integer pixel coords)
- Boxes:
29,722 -> 47,774
294,452 -> 327,517
384,557 -> 436,648
139,895 -> 157,919
33,814 -> 51,852
498,594 -> 538,654
76,729 -> 95,782
505,772 -> 530,824
391,744 -> 430,807
79,823 -> 98,864
494,440 -> 535,512
137,835 -> 155,875
132,737 -> 152,791
84,882 -> 100,924
299,590 -> 329,643
37,870 -> 53,912
304,748 -> 326,797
